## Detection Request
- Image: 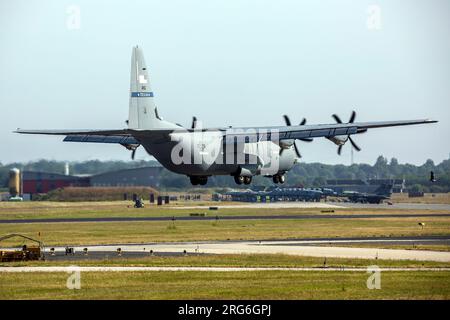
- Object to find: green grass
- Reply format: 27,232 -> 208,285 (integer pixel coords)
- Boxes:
3,253 -> 450,268
0,217 -> 449,247
0,201 -> 448,221
1,271 -> 449,299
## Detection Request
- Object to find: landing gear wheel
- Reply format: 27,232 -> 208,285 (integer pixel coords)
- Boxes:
234,175 -> 244,185
189,176 -> 199,186
272,175 -> 280,184
278,175 -> 286,184
243,176 -> 252,185
199,177 -> 208,186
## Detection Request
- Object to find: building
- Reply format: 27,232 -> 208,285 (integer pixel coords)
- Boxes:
89,166 -> 163,187
22,166 -> 164,195
22,172 -> 90,194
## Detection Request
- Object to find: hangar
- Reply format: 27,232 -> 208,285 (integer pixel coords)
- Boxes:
22,166 -> 163,195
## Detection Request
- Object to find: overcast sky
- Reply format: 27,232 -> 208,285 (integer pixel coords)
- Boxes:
1,0 -> 449,165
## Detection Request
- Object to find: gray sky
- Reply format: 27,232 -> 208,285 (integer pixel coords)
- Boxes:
1,0 -> 449,165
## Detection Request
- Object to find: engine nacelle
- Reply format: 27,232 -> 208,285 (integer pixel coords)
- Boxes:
326,135 -> 348,146
279,139 -> 294,149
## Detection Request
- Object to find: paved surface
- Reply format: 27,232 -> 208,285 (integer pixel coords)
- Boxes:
1,213 -> 449,224
1,266 -> 449,273
340,202 -> 450,211
37,236 -> 450,262
177,202 -> 450,211
175,203 -> 343,209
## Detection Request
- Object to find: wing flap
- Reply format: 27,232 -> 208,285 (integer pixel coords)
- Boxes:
63,135 -> 139,144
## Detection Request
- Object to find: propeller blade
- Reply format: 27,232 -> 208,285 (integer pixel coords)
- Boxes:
348,137 -> 361,151
349,110 -> 356,123
299,118 -> 307,126
191,116 -> 197,129
300,138 -> 313,142
337,145 -> 343,155
332,114 -> 342,124
293,140 -> 302,158
283,115 -> 291,126
131,149 -> 136,160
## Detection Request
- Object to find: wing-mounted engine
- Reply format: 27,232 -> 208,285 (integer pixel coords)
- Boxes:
326,110 -> 365,155
280,115 -> 313,157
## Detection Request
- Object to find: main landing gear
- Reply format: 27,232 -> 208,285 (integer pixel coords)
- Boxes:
272,174 -> 285,184
234,175 -> 252,185
189,176 -> 208,186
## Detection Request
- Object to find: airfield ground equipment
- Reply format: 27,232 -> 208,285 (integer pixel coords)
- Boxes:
0,233 -> 45,262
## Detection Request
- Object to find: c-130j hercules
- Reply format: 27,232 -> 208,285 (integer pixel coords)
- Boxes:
17,46 -> 437,186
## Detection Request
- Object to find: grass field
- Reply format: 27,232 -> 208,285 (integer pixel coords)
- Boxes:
1,270 -> 449,299
0,200 -> 449,222
3,253 -> 450,268
1,201 -> 449,300
0,216 -> 449,247
392,193 -> 450,204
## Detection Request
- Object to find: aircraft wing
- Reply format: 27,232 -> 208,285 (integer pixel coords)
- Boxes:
15,119 -> 437,145
219,119 -> 438,141
14,128 -> 176,145
15,129 -> 132,136
15,128 -> 141,145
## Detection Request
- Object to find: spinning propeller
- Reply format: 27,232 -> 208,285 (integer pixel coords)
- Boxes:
282,115 -> 313,158
331,110 -> 361,155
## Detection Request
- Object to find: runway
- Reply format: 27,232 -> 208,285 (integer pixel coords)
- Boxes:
1,213 -> 449,224
38,236 -> 450,262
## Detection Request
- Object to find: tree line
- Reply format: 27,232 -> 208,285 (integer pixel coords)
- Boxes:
0,156 -> 449,192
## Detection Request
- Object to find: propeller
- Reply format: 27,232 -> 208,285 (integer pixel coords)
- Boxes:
282,115 -> 313,158
121,144 -> 140,160
331,110 -> 361,155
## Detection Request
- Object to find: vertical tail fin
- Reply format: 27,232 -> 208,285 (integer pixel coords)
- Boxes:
128,46 -> 177,130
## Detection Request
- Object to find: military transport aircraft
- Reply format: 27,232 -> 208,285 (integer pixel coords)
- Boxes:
16,46 -> 437,186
